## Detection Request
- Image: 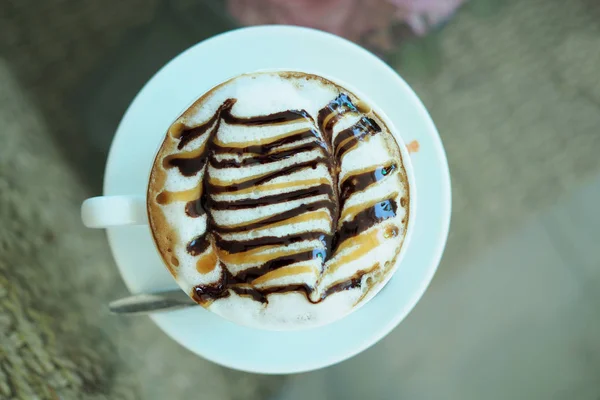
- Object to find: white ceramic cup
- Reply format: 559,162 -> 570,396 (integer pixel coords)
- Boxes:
82,69 -> 417,328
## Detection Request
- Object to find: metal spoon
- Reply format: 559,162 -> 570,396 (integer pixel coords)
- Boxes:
108,290 -> 196,315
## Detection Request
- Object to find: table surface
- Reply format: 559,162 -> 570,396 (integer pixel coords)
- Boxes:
1,0 -> 599,398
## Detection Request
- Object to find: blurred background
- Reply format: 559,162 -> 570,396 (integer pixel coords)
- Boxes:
1,0 -> 599,398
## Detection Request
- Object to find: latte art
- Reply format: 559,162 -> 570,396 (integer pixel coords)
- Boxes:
148,72 -> 410,329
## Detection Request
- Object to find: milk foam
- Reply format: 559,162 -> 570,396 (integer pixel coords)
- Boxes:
148,72 -> 409,330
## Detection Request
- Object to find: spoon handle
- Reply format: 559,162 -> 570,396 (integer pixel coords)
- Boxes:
108,290 -> 196,315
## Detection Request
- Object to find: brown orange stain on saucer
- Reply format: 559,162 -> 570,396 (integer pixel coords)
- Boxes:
407,140 -> 420,154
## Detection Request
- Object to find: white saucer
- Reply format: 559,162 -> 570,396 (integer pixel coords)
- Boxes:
104,26 -> 451,374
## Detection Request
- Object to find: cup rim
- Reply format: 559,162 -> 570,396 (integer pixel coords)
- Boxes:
143,68 -> 417,331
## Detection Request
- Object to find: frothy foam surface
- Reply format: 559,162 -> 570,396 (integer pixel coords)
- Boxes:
148,71 -> 410,330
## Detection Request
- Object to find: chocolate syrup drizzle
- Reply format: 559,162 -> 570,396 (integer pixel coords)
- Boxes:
161,93 -> 400,305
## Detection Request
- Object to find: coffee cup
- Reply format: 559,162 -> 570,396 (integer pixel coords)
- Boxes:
83,69 -> 415,330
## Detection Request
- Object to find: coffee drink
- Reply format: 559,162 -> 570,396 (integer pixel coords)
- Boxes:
147,71 -> 410,330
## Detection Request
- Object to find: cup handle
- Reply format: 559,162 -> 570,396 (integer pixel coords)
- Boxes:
81,195 -> 148,228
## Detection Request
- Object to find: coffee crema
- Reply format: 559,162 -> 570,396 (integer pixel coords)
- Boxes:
148,71 -> 410,329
